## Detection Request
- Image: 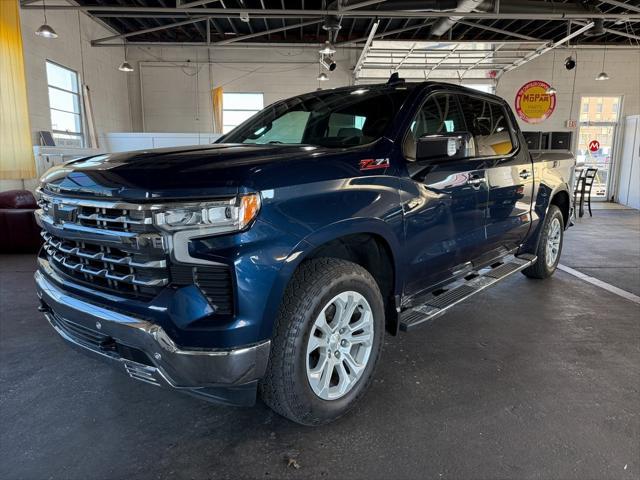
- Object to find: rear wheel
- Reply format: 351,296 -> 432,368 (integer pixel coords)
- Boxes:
259,258 -> 384,425
522,204 -> 564,279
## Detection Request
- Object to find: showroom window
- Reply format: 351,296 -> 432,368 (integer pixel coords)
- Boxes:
223,93 -> 264,133
46,61 -> 84,148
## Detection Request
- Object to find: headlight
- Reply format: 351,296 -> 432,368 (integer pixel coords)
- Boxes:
153,194 -> 261,232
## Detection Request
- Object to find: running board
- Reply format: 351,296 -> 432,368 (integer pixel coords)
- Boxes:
399,254 -> 537,332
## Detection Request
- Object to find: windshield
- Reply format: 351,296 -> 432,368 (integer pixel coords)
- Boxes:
220,87 -> 413,148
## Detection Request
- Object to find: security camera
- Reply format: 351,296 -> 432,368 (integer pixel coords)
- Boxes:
320,54 -> 337,72
565,56 -> 576,70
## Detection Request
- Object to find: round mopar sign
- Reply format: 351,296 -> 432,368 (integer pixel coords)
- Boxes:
514,80 -> 556,124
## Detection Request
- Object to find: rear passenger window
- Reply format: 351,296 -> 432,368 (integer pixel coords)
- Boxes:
410,94 -> 465,138
459,95 -> 515,157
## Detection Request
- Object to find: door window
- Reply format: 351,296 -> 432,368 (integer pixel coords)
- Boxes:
404,94 -> 466,160
459,95 -> 515,157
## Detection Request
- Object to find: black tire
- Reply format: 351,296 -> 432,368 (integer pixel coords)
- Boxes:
259,258 -> 385,426
522,204 -> 564,279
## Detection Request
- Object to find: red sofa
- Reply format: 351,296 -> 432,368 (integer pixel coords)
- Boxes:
0,190 -> 42,253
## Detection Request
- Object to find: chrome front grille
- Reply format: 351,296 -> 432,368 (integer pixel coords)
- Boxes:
42,231 -> 168,289
38,195 -> 153,233
36,191 -> 169,299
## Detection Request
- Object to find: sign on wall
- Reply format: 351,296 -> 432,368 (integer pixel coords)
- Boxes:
514,80 -> 556,124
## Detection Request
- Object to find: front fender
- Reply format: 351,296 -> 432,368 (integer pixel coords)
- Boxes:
258,217 -> 404,341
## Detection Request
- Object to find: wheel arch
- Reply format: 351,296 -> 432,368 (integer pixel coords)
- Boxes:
549,189 -> 571,229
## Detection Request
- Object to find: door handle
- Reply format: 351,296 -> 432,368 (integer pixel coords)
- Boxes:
519,169 -> 531,179
467,176 -> 486,186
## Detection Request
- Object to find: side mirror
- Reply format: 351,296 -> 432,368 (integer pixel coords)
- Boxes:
416,132 -> 474,162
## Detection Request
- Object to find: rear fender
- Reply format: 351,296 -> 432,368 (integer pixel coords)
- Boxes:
520,183 -> 571,254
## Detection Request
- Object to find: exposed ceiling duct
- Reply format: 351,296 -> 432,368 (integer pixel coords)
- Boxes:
430,0 -> 599,38
325,0 -> 459,42
430,0 -> 487,37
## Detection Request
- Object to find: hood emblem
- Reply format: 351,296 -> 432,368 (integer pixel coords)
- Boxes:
51,202 -> 78,224
359,158 -> 390,171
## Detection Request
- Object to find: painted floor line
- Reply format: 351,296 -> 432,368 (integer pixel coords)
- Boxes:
558,264 -> 640,305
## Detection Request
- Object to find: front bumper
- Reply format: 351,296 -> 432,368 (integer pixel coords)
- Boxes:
35,270 -> 270,406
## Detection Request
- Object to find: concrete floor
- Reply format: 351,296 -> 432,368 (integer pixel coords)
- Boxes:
1,209 -> 638,480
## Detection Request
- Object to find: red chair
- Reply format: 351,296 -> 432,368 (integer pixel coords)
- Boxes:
0,190 -> 42,253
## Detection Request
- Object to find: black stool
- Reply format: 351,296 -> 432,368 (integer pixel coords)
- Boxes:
574,167 -> 598,218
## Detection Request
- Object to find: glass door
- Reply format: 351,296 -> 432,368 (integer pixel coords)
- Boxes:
577,96 -> 622,201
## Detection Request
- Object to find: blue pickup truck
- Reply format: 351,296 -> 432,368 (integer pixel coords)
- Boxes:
34,78 -> 574,425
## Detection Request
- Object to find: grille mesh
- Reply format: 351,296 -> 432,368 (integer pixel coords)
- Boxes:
171,265 -> 235,316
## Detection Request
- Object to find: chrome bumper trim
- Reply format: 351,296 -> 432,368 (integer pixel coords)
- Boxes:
35,270 -> 270,390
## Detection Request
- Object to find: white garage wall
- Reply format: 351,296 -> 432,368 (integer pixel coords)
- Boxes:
496,48 -> 640,133
2,3 -> 132,191
497,47 -> 640,203
126,46 -> 358,132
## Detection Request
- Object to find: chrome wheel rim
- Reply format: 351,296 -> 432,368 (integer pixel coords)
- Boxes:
306,291 -> 374,401
546,217 -> 562,267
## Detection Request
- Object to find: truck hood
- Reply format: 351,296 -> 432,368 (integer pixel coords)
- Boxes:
40,143 -> 349,201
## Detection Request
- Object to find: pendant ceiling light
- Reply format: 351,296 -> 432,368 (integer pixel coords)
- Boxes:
118,61 -> 134,72
35,1 -> 58,39
119,45 -> 134,72
595,45 -> 609,81
319,41 -> 336,55
317,72 -> 329,81
545,50 -> 557,95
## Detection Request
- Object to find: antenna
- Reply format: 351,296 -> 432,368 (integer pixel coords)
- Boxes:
387,72 -> 405,85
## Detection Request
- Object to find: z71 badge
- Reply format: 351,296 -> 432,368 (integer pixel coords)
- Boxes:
359,158 -> 390,171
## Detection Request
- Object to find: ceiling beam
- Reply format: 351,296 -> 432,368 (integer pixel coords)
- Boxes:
597,0 -> 640,13
91,16 -> 211,44
178,0 -> 222,7
19,5 -> 640,20
89,41 -> 640,49
213,19 -> 323,45
501,22 -> 595,75
93,21 -> 325,48
573,19 -> 640,41
338,21 -> 433,45
455,20 -> 542,41
341,0 -> 388,11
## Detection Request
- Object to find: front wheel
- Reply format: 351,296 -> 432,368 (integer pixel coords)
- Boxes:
259,258 -> 385,425
522,204 -> 564,279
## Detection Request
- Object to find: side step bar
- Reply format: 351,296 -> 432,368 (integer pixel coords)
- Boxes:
399,254 -> 537,332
